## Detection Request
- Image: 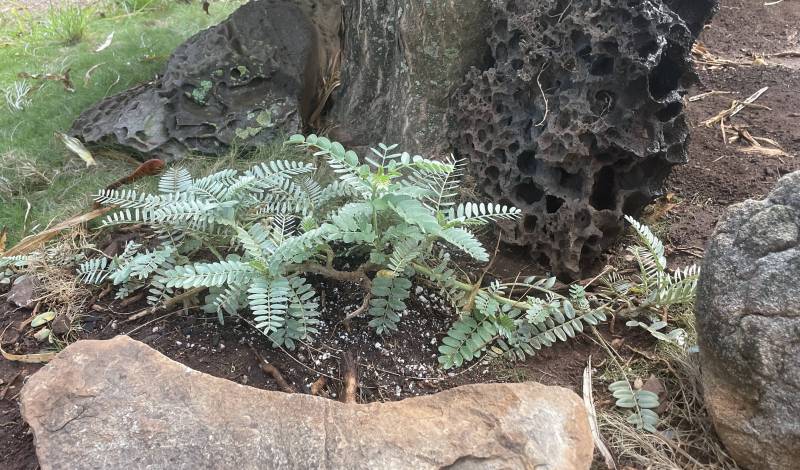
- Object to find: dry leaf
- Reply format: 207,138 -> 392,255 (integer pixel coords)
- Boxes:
0,226 -> 7,254
0,345 -> 56,363
94,31 -> 114,53
84,62 -> 105,85
18,69 -> 75,92
56,132 -> 96,167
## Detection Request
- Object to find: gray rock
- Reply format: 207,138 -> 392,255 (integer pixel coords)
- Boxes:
7,274 -> 36,308
326,0 -> 492,158
21,335 -> 594,470
71,0 -> 338,160
449,0 -> 716,278
696,171 -> 800,470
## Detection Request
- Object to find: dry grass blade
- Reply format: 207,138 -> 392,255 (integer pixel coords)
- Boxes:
596,311 -> 741,469
725,126 -> 793,158
94,32 -> 114,53
766,50 -> 800,58
4,206 -> 113,257
688,90 -> 733,102
739,146 -> 790,157
583,356 -> 617,469
691,43 -> 762,68
83,62 -> 105,86
701,87 -> 769,127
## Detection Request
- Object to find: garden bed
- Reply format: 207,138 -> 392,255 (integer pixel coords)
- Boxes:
1,0 -> 800,469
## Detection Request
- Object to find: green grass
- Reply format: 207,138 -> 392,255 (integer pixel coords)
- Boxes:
0,1 -> 243,246
43,4 -> 93,45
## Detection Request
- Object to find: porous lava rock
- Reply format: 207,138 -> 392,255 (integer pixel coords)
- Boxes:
696,171 -> 800,470
450,0 -> 714,278
71,0 -> 339,160
21,336 -> 594,469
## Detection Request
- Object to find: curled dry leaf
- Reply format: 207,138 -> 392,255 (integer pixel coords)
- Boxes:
56,132 -> 96,167
84,63 -> 105,86
94,32 -> 114,53
0,226 -> 7,254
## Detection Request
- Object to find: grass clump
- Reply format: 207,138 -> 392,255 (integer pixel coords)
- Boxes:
111,0 -> 168,15
44,4 -> 93,45
594,308 -> 740,469
0,1 -> 244,246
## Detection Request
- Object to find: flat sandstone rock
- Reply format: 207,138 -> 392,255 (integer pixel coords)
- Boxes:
21,336 -> 593,469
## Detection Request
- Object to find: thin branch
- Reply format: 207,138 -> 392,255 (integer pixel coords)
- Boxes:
125,286 -> 206,322
295,262 -> 379,320
340,351 -> 358,404
249,344 -> 296,393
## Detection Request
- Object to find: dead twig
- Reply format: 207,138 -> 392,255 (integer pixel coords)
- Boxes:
340,351 -> 358,404
310,376 -> 329,397
126,286 -> 206,322
249,344 -> 296,393
583,357 -> 617,469
687,90 -> 732,102
118,292 -> 145,308
701,86 -> 769,127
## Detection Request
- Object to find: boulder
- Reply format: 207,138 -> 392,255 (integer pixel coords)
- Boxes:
696,171 -> 800,470
70,0 -> 340,160
21,336 -> 593,469
450,0 -> 715,278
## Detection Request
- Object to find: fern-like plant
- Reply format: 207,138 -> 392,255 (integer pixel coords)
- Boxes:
77,135 -> 697,369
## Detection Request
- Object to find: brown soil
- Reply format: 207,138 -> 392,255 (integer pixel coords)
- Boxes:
2,0 -> 799,468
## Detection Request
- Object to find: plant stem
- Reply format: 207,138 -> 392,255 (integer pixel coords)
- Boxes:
410,262 -> 535,311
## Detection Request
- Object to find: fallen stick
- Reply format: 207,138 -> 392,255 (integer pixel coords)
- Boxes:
125,287 -> 206,322
310,376 -> 329,397
249,344 -> 296,393
340,351 -> 359,404
688,90 -> 732,102
701,87 -> 769,127
118,292 -> 145,308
